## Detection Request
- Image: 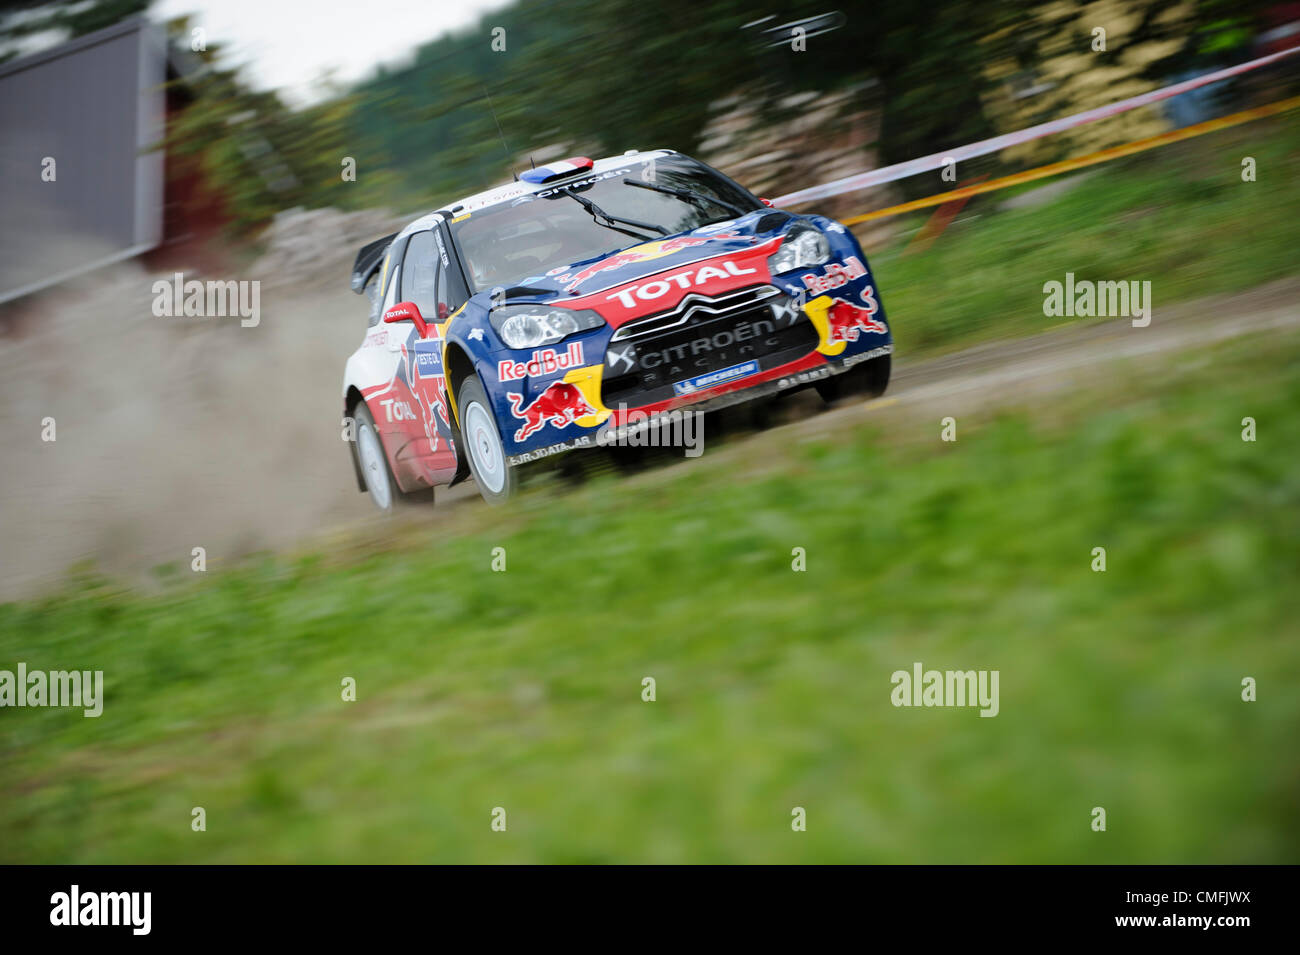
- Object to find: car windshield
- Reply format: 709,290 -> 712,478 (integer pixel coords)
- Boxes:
450,156 -> 762,292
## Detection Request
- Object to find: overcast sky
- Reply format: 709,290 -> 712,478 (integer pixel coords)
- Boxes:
153,0 -> 514,103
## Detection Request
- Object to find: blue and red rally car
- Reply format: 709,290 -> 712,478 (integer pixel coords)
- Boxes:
343,150 -> 892,506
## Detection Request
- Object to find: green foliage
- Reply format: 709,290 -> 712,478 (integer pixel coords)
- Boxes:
0,0 -> 150,41
1,330 -> 1297,862
875,115 -> 1300,356
345,0 -> 1017,207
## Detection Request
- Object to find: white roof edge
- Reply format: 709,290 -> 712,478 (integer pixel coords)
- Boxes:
398,149 -> 676,238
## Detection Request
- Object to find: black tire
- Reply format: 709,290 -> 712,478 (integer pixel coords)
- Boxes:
816,355 -> 891,404
352,402 -> 399,513
456,374 -> 518,504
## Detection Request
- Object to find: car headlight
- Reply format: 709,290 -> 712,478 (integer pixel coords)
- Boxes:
767,223 -> 831,274
490,305 -> 605,350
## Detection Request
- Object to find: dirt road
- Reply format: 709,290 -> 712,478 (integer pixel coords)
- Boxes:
1,267 -> 1296,600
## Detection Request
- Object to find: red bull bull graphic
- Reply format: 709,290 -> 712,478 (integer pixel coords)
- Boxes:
558,233 -> 742,292
506,381 -> 599,441
826,292 -> 887,344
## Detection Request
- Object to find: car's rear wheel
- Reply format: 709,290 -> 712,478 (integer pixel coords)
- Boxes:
816,354 -> 891,404
353,402 -> 397,513
457,374 -> 517,504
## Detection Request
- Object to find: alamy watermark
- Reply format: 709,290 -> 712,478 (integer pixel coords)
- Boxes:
595,404 -> 703,457
891,662 -> 1000,717
151,272 -> 260,327
1043,272 -> 1151,327
0,663 -> 103,717
50,886 -> 150,935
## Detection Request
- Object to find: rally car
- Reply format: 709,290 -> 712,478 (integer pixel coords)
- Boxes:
342,150 -> 892,507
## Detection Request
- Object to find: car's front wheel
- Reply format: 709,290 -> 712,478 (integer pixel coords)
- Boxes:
457,374 -> 517,504
816,354 -> 891,404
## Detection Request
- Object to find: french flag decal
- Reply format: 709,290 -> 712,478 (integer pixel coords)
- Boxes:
520,156 -> 594,184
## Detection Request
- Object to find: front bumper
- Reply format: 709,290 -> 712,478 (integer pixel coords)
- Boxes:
503,338 -> 892,466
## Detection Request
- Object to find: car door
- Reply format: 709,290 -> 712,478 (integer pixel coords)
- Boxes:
390,230 -> 457,478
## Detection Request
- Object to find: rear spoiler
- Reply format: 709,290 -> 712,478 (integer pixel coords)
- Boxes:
350,232 -> 398,294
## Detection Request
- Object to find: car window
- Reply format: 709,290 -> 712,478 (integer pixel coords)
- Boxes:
365,272 -> 382,326
401,232 -> 439,318
380,236 -> 406,316
382,263 -> 401,313
450,156 -> 762,292
433,226 -> 467,315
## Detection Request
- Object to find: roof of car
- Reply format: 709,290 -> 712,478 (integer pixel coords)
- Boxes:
396,149 -> 675,241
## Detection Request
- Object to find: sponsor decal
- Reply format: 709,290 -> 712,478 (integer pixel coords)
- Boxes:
800,256 -> 868,294
458,182 -> 534,213
384,303 -> 418,321
843,343 -> 894,368
380,398 -> 417,422
778,366 -> 832,389
605,259 -> 757,309
672,360 -> 759,396
535,167 -> 632,201
467,327 -> 485,341
610,311 -> 794,373
497,342 -> 585,382
413,341 -> 443,378
364,328 -> 388,347
605,342 -> 637,374
506,381 -> 599,441
507,434 -> 595,466
433,230 -> 450,267
826,292 -> 887,343
560,232 -> 742,292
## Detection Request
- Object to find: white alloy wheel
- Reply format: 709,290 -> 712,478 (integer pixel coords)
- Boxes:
456,375 -> 518,503
465,398 -> 506,495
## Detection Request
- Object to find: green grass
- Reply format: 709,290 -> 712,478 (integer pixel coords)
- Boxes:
872,113 -> 1300,356
3,331 -> 1297,863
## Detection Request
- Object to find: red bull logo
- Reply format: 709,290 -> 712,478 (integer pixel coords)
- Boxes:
497,342 -> 585,382
827,292 -> 887,343
560,233 -> 740,292
801,256 -> 868,295
506,381 -> 598,441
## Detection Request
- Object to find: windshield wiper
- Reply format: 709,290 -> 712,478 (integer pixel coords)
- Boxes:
558,186 -> 668,239
621,178 -> 749,217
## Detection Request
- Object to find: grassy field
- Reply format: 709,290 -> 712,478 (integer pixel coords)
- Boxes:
871,113 -> 1300,357
2,327 -> 1297,863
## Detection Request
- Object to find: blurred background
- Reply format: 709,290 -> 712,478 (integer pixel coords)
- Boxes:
0,0 -> 1297,863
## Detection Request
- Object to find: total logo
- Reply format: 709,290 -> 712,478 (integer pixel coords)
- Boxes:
605,260 -> 757,310
801,256 -> 868,295
497,342 -> 585,382
380,398 -> 417,421
506,381 -> 599,441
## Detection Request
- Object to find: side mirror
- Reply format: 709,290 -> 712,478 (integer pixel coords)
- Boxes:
383,301 -> 428,338
437,302 -> 450,320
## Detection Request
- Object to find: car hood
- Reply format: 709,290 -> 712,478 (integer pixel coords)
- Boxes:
491,209 -> 795,305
